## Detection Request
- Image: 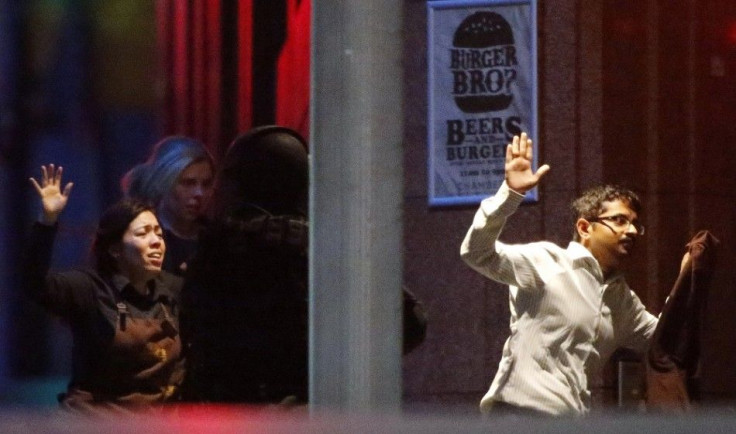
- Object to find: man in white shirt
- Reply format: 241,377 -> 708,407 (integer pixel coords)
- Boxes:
460,132 -> 658,416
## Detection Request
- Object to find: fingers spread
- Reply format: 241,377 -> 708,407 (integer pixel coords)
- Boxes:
62,182 -> 74,198
511,134 -> 520,157
536,164 -> 551,179
54,166 -> 64,184
29,177 -> 43,195
518,132 -> 528,157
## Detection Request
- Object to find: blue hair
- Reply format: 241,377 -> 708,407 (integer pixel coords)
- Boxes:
121,136 -> 214,205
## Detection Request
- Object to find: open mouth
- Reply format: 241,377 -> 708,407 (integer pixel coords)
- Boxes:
620,238 -> 635,252
148,252 -> 163,266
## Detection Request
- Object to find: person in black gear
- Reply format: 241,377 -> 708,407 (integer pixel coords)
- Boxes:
181,126 -> 309,404
180,125 -> 428,404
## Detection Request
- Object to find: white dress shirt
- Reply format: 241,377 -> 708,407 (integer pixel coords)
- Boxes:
460,182 -> 657,415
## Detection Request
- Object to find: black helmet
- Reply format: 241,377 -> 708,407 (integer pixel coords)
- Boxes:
217,125 -> 308,217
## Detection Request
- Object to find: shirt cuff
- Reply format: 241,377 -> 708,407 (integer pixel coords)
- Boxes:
480,181 -> 525,217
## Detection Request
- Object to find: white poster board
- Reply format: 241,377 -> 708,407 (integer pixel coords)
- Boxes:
427,0 -> 538,206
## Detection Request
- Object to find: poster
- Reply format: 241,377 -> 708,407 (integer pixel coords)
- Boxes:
427,0 -> 538,206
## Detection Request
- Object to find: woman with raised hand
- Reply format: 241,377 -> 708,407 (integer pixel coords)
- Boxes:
24,164 -> 185,413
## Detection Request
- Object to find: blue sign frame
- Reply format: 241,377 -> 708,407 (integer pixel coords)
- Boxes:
427,0 -> 539,206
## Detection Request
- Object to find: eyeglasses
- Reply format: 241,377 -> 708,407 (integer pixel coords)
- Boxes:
589,214 -> 645,235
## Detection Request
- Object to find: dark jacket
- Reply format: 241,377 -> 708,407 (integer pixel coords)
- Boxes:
646,230 -> 719,411
180,211 -> 309,403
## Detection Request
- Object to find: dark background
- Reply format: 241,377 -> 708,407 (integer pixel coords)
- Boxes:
2,0 -> 736,412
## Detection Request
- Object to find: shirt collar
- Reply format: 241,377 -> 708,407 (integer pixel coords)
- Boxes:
566,242 -> 626,285
567,241 -> 604,282
110,273 -> 172,306
567,241 -> 595,263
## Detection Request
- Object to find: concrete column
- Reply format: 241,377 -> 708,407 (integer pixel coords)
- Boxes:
309,1 -> 404,411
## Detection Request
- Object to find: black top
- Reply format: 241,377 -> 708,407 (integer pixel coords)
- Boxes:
22,222 -> 184,405
180,211 -> 309,403
161,227 -> 199,276
179,211 -> 429,403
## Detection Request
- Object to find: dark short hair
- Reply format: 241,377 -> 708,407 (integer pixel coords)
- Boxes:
571,185 -> 642,241
92,198 -> 156,276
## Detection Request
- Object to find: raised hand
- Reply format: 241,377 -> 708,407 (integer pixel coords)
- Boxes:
29,164 -> 74,225
504,132 -> 550,194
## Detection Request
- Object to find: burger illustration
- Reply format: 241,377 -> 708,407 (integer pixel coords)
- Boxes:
452,11 -> 515,113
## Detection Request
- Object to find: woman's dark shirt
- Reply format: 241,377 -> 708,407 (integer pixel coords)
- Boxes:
21,222 -> 184,409
161,227 -> 198,276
